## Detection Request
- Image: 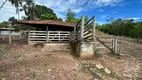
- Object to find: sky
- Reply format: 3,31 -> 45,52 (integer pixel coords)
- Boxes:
0,0 -> 142,24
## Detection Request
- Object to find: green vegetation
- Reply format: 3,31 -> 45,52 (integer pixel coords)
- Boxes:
97,18 -> 142,40
65,9 -> 79,24
21,4 -> 59,20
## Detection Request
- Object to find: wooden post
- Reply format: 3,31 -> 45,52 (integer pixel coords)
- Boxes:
28,27 -> 30,44
80,15 -> 84,41
73,26 -> 76,42
92,16 -> 96,54
2,31 -> 5,40
19,31 -> 22,39
12,31 -> 15,39
9,30 -> 11,44
114,37 -> 117,54
46,26 -> 49,43
59,32 -> 60,41
93,16 -> 96,42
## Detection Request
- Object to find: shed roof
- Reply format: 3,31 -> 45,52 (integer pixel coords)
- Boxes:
17,20 -> 75,27
0,28 -> 15,30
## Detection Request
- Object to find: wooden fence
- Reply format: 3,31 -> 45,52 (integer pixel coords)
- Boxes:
70,16 -> 96,42
96,37 -> 117,53
71,15 -> 117,54
29,31 -> 70,43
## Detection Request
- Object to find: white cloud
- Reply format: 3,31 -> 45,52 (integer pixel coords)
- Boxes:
94,0 -> 122,7
0,0 -> 123,21
126,17 -> 140,20
36,0 -> 122,19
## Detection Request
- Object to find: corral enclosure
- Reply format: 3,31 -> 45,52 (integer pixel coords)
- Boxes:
0,17 -> 141,79
15,15 -> 118,58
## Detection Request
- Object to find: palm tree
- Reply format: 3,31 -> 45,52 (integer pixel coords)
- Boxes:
8,0 -> 24,20
20,0 -> 35,20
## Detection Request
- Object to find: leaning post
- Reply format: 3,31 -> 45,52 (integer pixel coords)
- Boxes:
93,16 -> 96,54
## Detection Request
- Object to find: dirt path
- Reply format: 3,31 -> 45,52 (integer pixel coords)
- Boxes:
0,37 -> 142,80
0,42 -> 92,80
117,37 -> 142,79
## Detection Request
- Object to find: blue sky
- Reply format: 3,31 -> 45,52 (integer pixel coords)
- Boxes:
0,0 -> 142,24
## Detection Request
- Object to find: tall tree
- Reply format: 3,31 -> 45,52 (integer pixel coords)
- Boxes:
65,9 -> 79,24
21,4 -> 58,20
8,0 -> 24,20
8,16 -> 17,26
20,0 -> 35,20
36,5 -> 57,20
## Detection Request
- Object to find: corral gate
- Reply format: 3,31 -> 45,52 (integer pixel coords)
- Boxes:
29,31 -> 70,43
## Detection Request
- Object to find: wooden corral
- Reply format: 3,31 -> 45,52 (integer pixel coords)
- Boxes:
70,15 -> 118,58
17,16 -> 118,58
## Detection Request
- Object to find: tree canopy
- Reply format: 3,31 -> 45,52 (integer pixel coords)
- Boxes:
21,4 -> 59,20
65,9 -> 79,24
97,18 -> 142,40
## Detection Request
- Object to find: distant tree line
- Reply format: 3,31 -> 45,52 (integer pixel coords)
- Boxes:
97,18 -> 142,40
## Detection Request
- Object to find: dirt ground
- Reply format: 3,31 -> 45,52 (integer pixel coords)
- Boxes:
0,37 -> 142,80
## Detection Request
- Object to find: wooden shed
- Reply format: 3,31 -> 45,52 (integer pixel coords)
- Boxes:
17,20 -> 75,44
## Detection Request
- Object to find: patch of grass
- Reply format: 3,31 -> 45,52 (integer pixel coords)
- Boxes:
80,63 -> 122,80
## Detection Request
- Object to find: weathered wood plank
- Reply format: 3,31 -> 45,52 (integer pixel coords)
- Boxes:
30,36 -> 46,38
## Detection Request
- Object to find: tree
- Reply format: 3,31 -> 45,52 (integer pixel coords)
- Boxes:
57,18 -> 63,21
36,5 -> 57,20
21,4 -> 58,20
8,0 -> 24,20
8,16 -> 17,26
97,18 -> 142,40
0,21 -> 8,28
65,9 -> 79,24
40,13 -> 57,20
20,0 -> 35,20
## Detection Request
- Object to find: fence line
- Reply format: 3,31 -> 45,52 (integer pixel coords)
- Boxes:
29,31 -> 71,43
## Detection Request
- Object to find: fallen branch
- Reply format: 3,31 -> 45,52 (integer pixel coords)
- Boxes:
0,0 -> 8,9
